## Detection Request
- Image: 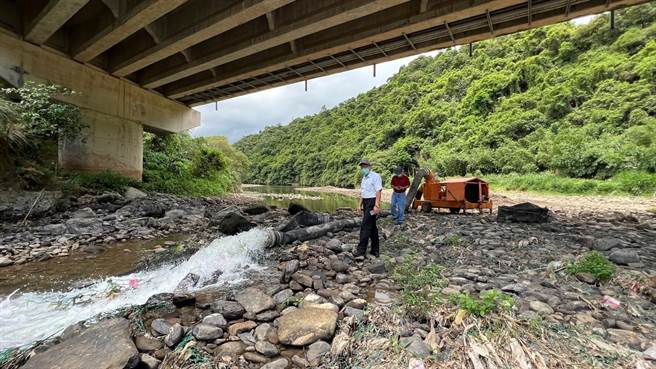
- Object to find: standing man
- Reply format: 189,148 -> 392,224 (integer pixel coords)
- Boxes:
390,167 -> 410,225
356,159 -> 382,257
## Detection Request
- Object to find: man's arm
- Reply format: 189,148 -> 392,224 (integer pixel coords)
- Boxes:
374,190 -> 382,214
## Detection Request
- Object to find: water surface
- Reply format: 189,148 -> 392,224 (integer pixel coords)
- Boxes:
242,185 -> 358,213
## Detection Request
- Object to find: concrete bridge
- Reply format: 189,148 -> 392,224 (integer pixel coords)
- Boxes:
0,0 -> 647,178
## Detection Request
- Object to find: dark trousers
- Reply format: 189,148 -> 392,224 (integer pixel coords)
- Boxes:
357,198 -> 379,256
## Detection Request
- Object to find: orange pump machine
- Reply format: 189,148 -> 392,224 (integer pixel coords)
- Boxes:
412,172 -> 493,213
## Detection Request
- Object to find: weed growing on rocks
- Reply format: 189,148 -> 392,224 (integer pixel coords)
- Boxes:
452,290 -> 514,317
389,254 -> 447,318
566,251 -> 616,282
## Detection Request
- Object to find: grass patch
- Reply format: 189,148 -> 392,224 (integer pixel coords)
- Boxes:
60,171 -> 137,193
486,171 -> 656,197
566,251 -> 616,282
451,290 -> 514,317
388,254 -> 446,318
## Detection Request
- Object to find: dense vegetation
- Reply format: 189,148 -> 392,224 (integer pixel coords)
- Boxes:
0,83 -> 244,196
236,5 -> 656,195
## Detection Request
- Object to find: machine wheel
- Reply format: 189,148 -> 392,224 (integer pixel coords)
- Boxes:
421,202 -> 433,213
449,207 -> 461,214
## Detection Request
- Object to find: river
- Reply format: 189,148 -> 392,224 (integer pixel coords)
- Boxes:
241,184 -> 359,212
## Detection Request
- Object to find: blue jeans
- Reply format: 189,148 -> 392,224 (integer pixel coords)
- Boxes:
391,192 -> 406,224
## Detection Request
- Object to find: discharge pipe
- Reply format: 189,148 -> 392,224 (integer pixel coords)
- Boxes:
264,217 -> 361,247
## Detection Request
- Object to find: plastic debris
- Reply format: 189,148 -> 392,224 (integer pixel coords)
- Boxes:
128,278 -> 139,289
600,295 -> 620,309
408,358 -> 425,369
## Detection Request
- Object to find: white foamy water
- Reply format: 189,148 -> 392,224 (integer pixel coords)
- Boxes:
0,228 -> 271,350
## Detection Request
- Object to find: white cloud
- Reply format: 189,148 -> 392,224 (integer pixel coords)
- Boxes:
192,51 -> 439,142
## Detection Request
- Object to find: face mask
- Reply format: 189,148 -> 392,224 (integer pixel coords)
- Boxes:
361,168 -> 370,176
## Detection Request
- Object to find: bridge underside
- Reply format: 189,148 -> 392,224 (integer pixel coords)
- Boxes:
0,0 -> 649,178
2,0 -> 648,107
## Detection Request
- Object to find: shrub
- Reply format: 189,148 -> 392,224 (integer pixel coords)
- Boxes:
452,290 -> 515,317
68,172 -> 137,192
566,251 -> 616,282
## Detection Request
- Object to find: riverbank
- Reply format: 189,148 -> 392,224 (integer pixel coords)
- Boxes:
298,185 -> 656,215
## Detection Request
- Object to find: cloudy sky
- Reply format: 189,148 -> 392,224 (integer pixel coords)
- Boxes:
192,51 -> 439,142
192,16 -> 595,143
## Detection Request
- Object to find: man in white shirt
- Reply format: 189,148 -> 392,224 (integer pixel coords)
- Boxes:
356,159 -> 382,257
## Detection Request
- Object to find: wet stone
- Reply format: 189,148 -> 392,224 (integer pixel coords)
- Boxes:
151,318 -> 172,336
192,324 -> 223,341
255,341 -> 279,357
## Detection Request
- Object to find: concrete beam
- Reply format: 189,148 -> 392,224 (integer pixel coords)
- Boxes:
166,0 -> 513,98
141,0 -> 410,89
25,0 -> 90,45
111,0 -> 295,77
183,0 -> 647,105
0,31 -> 199,133
73,0 -> 190,62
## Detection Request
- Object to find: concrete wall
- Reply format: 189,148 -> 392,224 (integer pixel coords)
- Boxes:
59,108 -> 143,180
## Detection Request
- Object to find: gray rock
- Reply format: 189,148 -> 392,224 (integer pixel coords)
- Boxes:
261,358 -> 289,369
281,259 -> 300,283
215,341 -> 245,357
243,352 -> 269,363
202,313 -> 228,329
400,335 -> 431,358
273,289 -> 294,305
0,256 -> 13,267
125,187 -> 147,200
255,341 -> 279,357
593,238 -> 623,251
21,318 -> 138,369
151,319 -> 172,336
165,209 -> 186,219
211,300 -> 245,319
367,261 -> 386,274
255,323 -> 278,344
331,260 -> 349,273
343,306 -> 365,320
0,190 -> 61,221
235,287 -> 275,314
65,218 -> 104,234
39,223 -> 67,235
139,353 -> 160,369
501,283 -> 526,295
335,273 -> 349,284
277,308 -> 338,346
206,206 -> 255,235
134,335 -> 162,352
164,323 -> 184,347
326,239 -> 343,252
72,207 -> 96,219
292,271 -> 314,287
529,300 -> 554,315
256,310 -> 280,322
192,324 -> 223,341
306,340 -> 331,364
608,249 -> 640,265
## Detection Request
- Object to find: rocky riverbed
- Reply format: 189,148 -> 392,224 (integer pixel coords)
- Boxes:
0,188 -> 280,267
1,190 -> 655,369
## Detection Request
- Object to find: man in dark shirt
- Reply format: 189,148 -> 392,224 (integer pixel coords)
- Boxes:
390,167 -> 410,225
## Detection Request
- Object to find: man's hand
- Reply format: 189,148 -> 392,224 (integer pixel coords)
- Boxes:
373,205 -> 380,215
357,207 -> 363,215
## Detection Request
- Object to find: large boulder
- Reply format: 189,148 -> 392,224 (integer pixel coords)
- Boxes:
497,202 -> 549,223
206,206 -> 255,235
235,287 -> 275,314
277,308 -> 338,346
22,318 -> 138,369
608,249 -> 640,265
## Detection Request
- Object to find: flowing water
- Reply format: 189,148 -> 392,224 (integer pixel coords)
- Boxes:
0,228 -> 272,351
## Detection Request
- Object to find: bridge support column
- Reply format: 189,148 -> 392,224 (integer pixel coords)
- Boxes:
59,108 -> 143,180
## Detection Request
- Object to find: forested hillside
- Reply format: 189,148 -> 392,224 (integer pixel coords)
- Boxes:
236,4 -> 656,189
